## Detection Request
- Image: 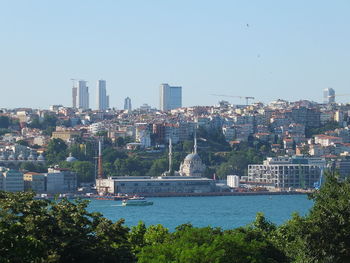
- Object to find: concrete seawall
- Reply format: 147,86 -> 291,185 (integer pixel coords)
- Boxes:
136,191 -> 309,198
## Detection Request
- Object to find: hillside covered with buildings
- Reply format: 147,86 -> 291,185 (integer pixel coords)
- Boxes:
1,96 -> 350,194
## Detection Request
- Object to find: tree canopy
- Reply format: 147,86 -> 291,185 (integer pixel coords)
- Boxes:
2,173 -> 350,262
45,138 -> 68,165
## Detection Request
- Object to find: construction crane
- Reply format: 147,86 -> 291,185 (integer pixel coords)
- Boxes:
210,94 -> 255,105
328,93 -> 350,98
326,93 -> 350,104
70,78 -> 82,86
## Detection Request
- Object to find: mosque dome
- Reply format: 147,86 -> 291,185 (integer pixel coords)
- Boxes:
27,152 -> 36,161
8,152 -> 15,160
66,153 -> 77,162
184,153 -> 201,162
18,152 -> 25,160
37,153 -> 45,162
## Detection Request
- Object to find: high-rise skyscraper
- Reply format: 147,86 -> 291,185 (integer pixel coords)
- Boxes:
159,83 -> 182,111
72,86 -> 77,108
323,88 -> 335,104
77,80 -> 89,110
97,80 -> 109,111
124,97 -> 132,111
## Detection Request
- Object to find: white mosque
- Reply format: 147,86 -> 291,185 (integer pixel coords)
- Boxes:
178,134 -> 206,177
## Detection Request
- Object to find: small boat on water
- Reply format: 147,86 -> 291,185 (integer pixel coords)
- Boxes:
122,196 -> 153,206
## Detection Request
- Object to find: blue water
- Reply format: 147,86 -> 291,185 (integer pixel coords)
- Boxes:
87,195 -> 313,230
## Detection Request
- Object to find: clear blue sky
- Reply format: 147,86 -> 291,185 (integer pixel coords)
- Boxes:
1,0 -> 350,109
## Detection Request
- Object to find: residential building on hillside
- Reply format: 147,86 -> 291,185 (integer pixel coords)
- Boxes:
51,127 -> 81,142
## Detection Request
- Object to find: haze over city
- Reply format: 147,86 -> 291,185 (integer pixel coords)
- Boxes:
1,0 -> 350,109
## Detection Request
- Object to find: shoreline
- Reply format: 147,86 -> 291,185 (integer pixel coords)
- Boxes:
129,191 -> 310,198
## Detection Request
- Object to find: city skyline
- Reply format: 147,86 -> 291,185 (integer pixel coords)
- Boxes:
1,1 -> 350,109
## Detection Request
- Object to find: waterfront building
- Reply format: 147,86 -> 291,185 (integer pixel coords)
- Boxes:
0,167 -> 24,192
124,97 -> 132,111
159,83 -> 182,111
227,175 -> 240,188
248,156 -> 325,189
98,176 -> 216,194
323,88 -> 335,104
97,80 -> 109,111
77,80 -> 89,110
331,156 -> 350,180
24,172 -> 45,192
46,168 -> 77,193
96,132 -> 214,195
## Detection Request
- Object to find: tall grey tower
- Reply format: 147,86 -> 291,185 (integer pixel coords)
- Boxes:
159,83 -> 182,111
77,80 -> 89,110
323,88 -> 335,104
97,80 -> 109,111
124,97 -> 132,111
72,86 -> 77,108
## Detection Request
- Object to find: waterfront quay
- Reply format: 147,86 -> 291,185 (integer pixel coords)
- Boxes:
112,190 -> 309,198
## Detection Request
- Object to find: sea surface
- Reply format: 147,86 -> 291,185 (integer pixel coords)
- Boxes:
87,195 -> 313,231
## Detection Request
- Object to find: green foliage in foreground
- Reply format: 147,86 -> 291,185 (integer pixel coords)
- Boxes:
1,172 -> 350,262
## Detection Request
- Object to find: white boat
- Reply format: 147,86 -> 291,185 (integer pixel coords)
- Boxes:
122,196 -> 153,206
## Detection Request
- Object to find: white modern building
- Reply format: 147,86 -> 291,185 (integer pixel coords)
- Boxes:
227,175 -> 240,188
97,80 -> 109,111
135,123 -> 151,148
248,156 -> 325,189
159,83 -> 182,111
124,97 -> 132,111
77,80 -> 89,110
90,122 -> 106,135
323,88 -> 335,104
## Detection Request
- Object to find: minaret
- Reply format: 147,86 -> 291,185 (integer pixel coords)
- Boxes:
97,139 -> 103,179
168,138 -> 172,174
194,129 -> 197,154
